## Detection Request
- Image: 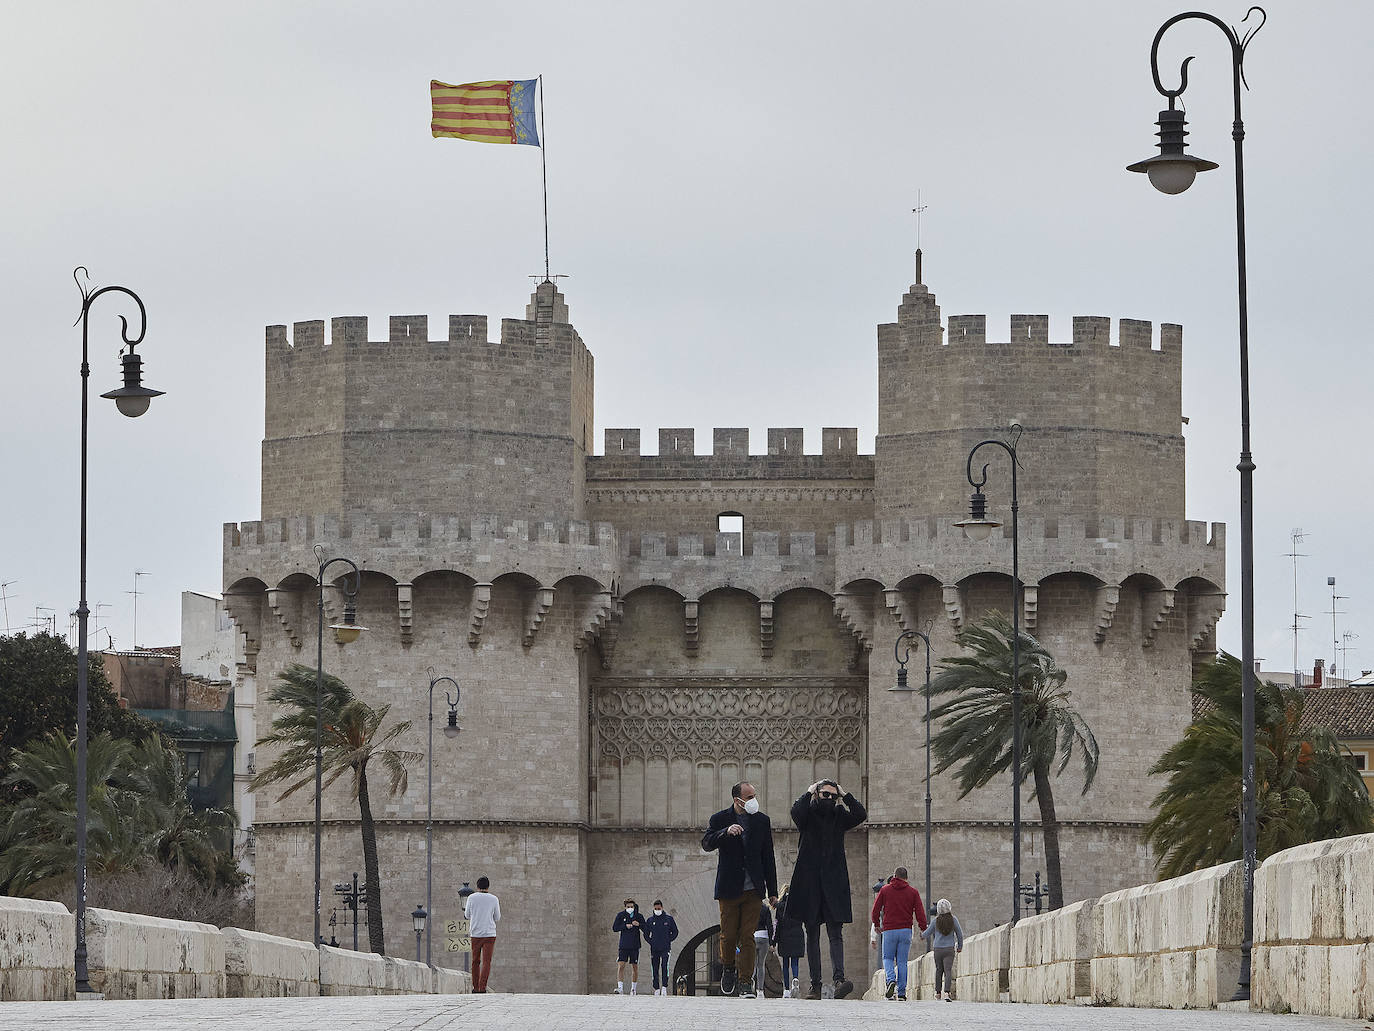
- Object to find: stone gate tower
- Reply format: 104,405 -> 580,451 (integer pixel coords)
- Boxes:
224,264 -> 1224,993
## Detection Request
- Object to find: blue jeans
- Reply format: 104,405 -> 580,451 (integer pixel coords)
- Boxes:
781,954 -> 800,986
882,928 -> 913,994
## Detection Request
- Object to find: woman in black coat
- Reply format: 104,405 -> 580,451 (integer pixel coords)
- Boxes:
773,884 -> 806,997
787,779 -> 867,998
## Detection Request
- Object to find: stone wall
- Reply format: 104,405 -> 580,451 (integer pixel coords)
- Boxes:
1253,833 -> 1374,1020
317,945 -> 387,996
0,896 -> 74,1001
955,924 -> 1009,1002
1091,861 -> 1242,1009
86,908 -> 226,1000
1009,897 -> 1101,1003
223,927 -> 318,997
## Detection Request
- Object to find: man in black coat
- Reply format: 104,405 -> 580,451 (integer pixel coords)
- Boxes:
701,781 -> 778,998
787,778 -> 867,999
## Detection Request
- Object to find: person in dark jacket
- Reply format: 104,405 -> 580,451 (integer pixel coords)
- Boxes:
787,779 -> 867,999
701,781 -> 779,998
643,899 -> 679,996
611,898 -> 645,995
773,882 -> 806,997
870,866 -> 927,1001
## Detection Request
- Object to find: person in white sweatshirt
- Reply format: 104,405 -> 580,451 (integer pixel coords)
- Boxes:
464,876 -> 501,993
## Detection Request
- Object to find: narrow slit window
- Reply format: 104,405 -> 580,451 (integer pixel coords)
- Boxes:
717,512 -> 743,555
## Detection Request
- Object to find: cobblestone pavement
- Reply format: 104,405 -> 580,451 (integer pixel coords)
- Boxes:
0,994 -> 1368,1031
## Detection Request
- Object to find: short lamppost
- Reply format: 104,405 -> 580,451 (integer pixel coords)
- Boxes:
953,424 -> 1022,927
457,881 -> 476,973
72,268 -> 164,993
1127,6 -> 1265,1000
412,904 -> 427,963
891,626 -> 933,946
312,544 -> 367,947
425,671 -> 462,965
327,910 -> 339,947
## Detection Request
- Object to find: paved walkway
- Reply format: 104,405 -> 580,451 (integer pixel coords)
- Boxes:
0,994 -> 1367,1031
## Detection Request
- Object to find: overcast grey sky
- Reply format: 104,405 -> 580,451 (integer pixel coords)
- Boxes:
3,1 -> 1369,679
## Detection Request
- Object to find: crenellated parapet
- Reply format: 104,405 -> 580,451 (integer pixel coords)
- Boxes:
834,515 -> 1224,596
224,512 -> 618,592
589,425 -> 872,483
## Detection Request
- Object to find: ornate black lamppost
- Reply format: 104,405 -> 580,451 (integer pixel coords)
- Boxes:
312,545 -> 366,946
412,904 -> 427,963
72,268 -> 163,993
425,671 -> 462,964
1127,6 -> 1265,1000
891,627 -> 933,946
953,425 -> 1022,927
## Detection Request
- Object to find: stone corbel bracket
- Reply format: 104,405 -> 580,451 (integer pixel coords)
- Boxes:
1188,593 -> 1228,653
759,601 -> 775,658
524,587 -> 556,648
1142,588 -> 1176,648
684,600 -> 700,656
1093,584 -> 1121,644
266,587 -> 303,649
942,585 -> 965,632
883,588 -> 913,632
595,596 -> 625,669
468,583 -> 493,647
320,584 -> 343,626
832,592 -> 873,650
396,582 -> 414,644
223,592 -> 262,671
1022,585 -> 1039,633
575,591 -> 614,652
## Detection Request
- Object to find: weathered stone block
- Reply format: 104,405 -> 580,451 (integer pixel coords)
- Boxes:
0,896 -> 75,1001
318,944 -> 386,996
1010,897 -> 1100,1002
85,908 -> 225,1000
222,927 -> 319,997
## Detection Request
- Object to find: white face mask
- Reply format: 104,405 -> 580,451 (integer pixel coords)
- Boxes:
743,797 -> 760,815
625,907 -> 635,915
653,909 -> 663,916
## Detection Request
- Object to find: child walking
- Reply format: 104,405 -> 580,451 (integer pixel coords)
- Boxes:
919,898 -> 964,1001
773,882 -> 805,998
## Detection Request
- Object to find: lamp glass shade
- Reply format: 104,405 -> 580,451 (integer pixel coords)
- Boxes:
443,722 -> 461,740
412,905 -> 427,932
1147,160 -> 1199,195
955,518 -> 998,542
331,622 -> 368,645
114,393 -> 152,418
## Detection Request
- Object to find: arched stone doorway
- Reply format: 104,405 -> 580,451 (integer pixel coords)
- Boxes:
671,925 -> 721,996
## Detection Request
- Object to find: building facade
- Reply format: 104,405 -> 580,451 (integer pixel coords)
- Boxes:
223,260 -> 1225,992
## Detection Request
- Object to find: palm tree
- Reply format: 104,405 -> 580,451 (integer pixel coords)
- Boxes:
252,664 -> 420,954
131,733 -> 239,889
0,732 -> 150,896
1145,653 -> 1373,879
926,611 -> 1099,910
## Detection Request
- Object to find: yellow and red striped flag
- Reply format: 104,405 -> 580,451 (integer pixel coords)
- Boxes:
430,79 -> 540,146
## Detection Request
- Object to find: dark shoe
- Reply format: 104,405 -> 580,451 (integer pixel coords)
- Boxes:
834,977 -> 854,999
897,995 -> 907,1002
720,966 -> 737,996
805,982 -> 822,1000
885,979 -> 897,999
738,979 -> 756,999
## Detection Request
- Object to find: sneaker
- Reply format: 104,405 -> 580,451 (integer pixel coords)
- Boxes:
897,995 -> 907,1002
834,977 -> 854,1000
792,977 -> 800,998
738,979 -> 756,999
885,979 -> 897,999
630,983 -> 637,996
720,966 -> 737,996
806,982 -> 822,1000
943,991 -> 952,1002
782,989 -> 790,999
612,986 -> 622,994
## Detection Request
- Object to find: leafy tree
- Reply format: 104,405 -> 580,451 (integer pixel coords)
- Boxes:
134,732 -> 242,890
926,611 -> 1099,910
252,664 -> 420,954
0,632 -> 154,796
1145,653 -> 1374,879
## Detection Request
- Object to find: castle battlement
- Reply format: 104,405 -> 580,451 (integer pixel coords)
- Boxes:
599,426 -> 867,458
264,310 -> 593,360
937,314 -> 1181,354
225,513 -> 617,551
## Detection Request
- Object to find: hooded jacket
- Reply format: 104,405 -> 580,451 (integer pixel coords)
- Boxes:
870,876 -> 927,933
643,910 -> 679,953
612,907 -> 646,950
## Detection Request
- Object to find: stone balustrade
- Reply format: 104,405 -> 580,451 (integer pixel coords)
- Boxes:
0,896 -> 469,1002
955,925 -> 1009,1002
1010,898 -> 1101,1004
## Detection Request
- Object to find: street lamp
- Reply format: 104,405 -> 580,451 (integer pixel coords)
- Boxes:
327,910 -> 338,947
412,904 -> 427,963
72,268 -> 163,994
891,627 -> 933,946
425,671 -> 461,965
953,424 -> 1022,927
312,544 -> 367,947
1127,6 -> 1265,1001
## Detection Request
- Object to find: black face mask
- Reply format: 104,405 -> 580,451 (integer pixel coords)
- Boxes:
816,797 -> 837,811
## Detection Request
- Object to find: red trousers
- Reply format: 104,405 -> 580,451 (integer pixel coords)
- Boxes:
471,936 -> 496,992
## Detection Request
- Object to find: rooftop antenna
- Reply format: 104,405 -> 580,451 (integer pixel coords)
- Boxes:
1327,577 -> 1346,685
912,190 -> 929,284
128,570 -> 149,650
1285,530 -> 1308,685
1339,630 -> 1360,683
32,605 -> 55,636
0,579 -> 16,634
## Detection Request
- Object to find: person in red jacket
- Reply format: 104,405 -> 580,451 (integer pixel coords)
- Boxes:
870,866 -> 927,1001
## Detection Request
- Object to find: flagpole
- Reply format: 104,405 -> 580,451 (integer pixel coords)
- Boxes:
539,74 -> 549,282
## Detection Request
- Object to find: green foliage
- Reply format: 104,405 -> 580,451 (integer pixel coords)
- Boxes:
252,664 -> 419,953
0,730 -> 244,898
0,632 -> 155,794
927,611 -> 1099,909
1146,653 -> 1374,879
